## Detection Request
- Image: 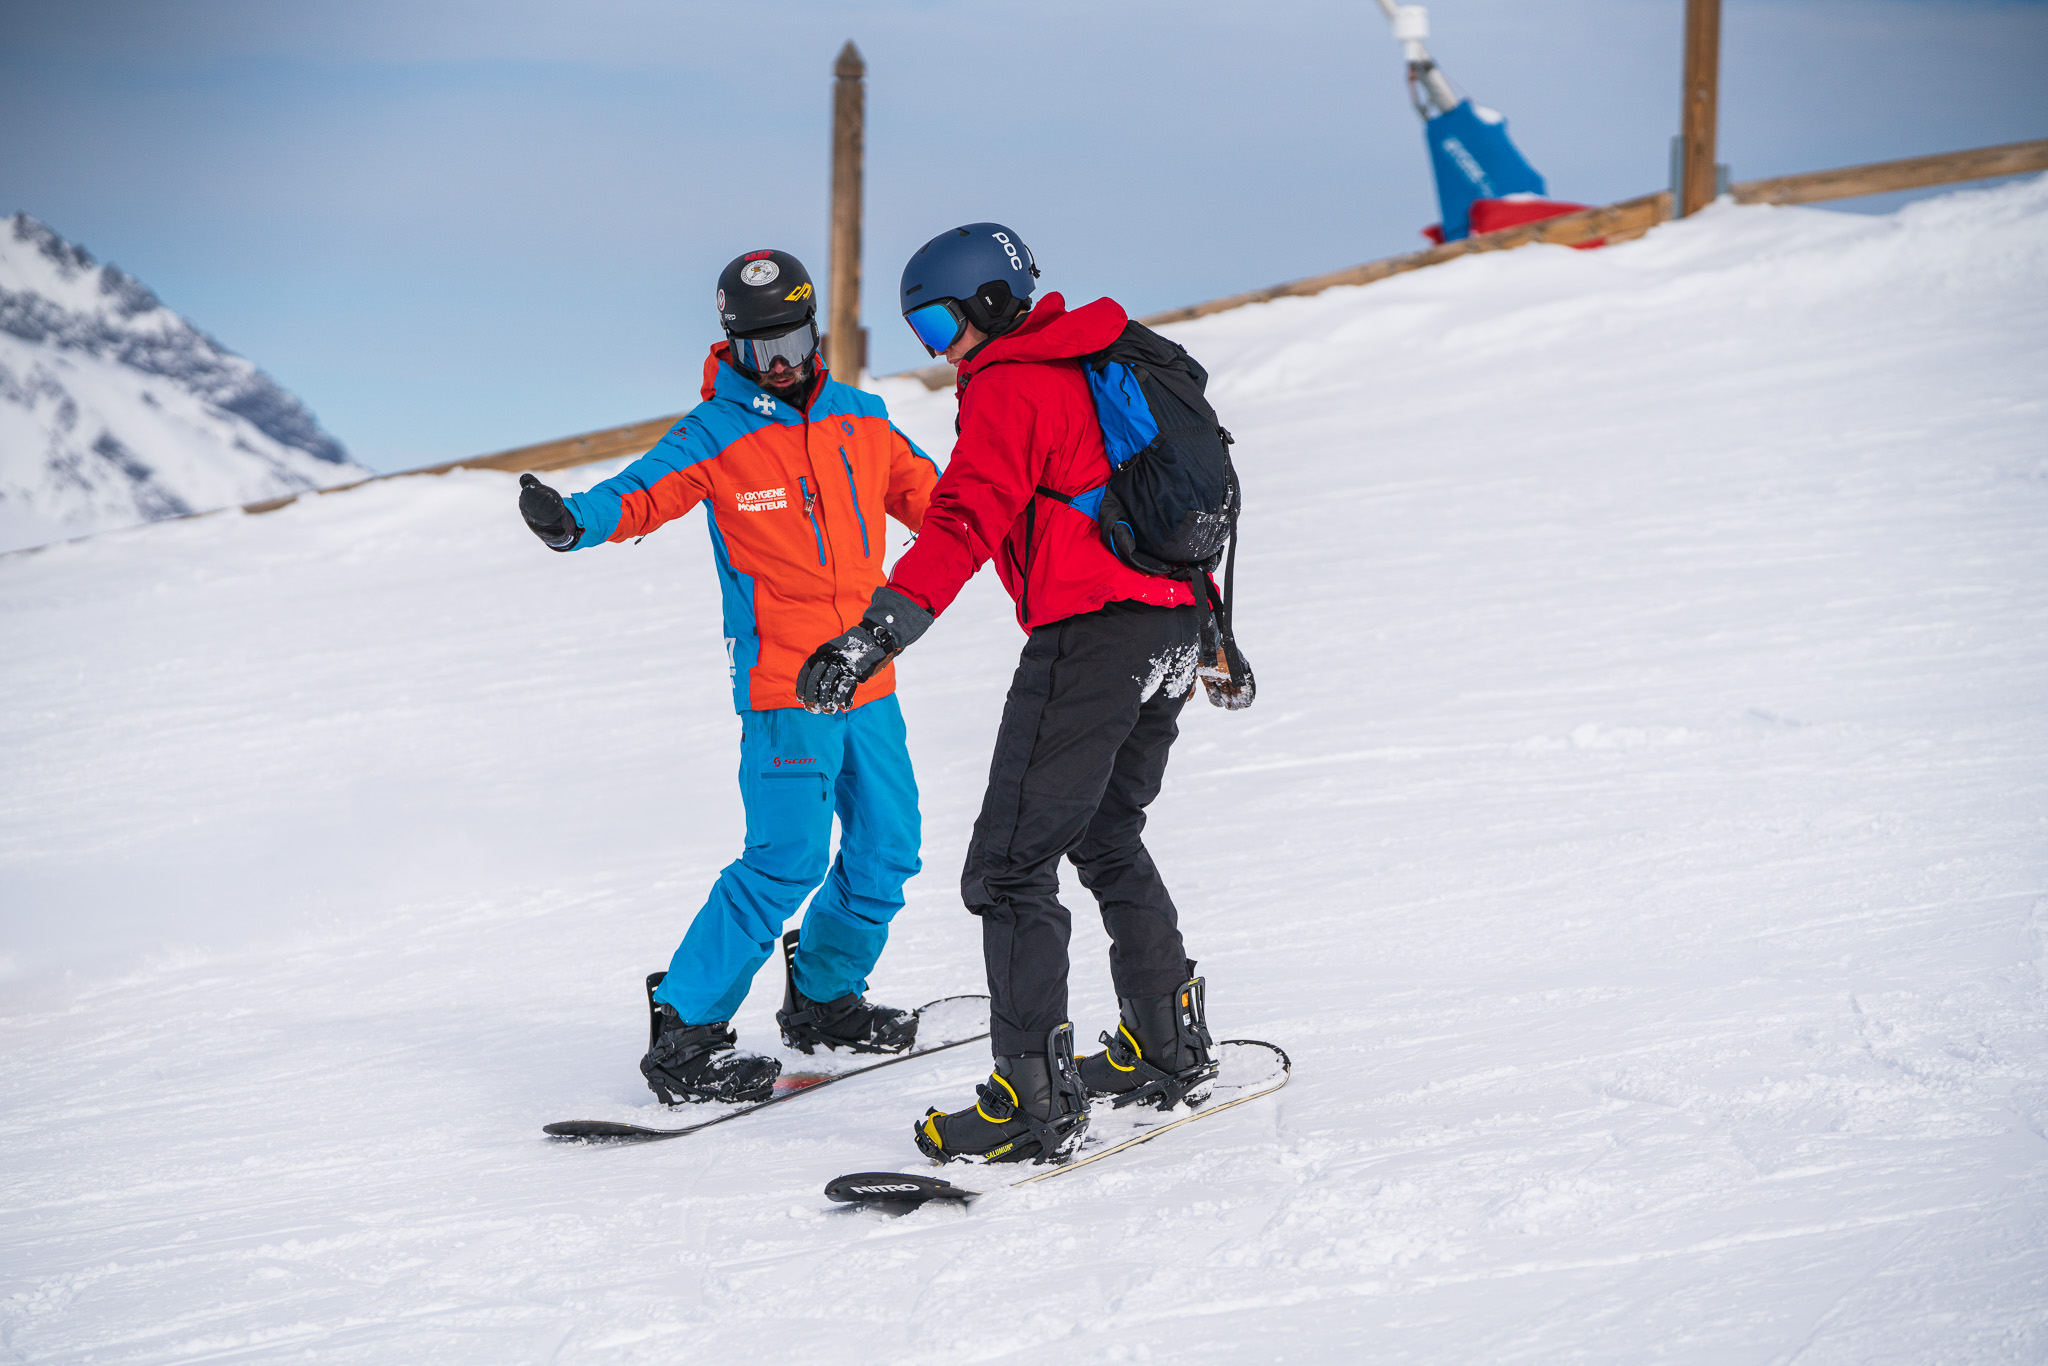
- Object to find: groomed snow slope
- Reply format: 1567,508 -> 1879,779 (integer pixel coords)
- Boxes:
3,179 -> 2046,1363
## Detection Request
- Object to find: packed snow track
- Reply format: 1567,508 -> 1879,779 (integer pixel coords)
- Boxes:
3,180 -> 2046,1363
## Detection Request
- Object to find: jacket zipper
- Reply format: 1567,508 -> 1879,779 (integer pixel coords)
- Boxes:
799,476 -> 825,565
837,447 -> 871,558
1020,495 -> 1037,628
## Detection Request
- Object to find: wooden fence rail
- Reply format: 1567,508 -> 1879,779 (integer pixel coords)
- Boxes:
238,412 -> 689,515
1730,139 -> 2048,207
898,137 -> 2047,389
1133,191 -> 1672,330
245,136 -> 2044,513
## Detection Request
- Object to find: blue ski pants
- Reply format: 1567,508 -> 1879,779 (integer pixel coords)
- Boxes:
652,693 -> 922,1025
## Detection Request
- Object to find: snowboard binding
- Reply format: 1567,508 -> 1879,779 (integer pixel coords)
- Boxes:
774,929 -> 920,1055
640,971 -> 781,1105
1082,973 -> 1219,1111
915,1023 -> 1090,1165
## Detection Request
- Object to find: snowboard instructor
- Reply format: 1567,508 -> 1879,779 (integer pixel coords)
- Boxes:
796,223 -> 1219,1165
518,249 -> 942,1106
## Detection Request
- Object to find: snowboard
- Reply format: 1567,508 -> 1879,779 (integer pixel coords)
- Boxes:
823,1038 -> 1289,1207
544,994 -> 988,1143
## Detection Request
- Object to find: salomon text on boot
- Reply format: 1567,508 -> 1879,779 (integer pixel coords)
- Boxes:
639,971 -> 781,1105
773,930 -> 918,1055
1079,972 -> 1219,1110
914,1023 -> 1088,1164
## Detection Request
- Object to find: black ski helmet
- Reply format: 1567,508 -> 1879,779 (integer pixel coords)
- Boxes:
716,248 -> 818,338
899,223 -> 1039,350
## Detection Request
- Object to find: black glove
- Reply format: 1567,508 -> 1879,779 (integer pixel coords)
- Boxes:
519,473 -> 582,550
796,585 -> 935,714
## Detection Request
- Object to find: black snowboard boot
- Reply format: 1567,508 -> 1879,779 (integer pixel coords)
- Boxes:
1078,971 -> 1219,1110
914,1023 -> 1089,1164
773,930 -> 919,1055
639,971 -> 781,1105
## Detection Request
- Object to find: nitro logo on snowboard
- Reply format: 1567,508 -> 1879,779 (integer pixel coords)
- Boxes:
737,487 -> 787,513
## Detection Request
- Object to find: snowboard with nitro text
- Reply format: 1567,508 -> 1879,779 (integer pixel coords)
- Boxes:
825,1038 -> 1290,1207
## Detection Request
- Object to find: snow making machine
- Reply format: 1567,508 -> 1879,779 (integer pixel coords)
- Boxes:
1372,0 -> 1590,244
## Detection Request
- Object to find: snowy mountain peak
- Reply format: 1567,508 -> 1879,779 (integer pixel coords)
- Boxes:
9,213 -> 105,286
0,213 -> 364,552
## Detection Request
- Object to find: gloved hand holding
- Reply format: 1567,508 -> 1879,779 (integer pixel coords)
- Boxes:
519,473 -> 582,550
796,585 -> 935,713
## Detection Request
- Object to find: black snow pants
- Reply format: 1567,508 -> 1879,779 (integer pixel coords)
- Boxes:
962,599 -> 1203,1057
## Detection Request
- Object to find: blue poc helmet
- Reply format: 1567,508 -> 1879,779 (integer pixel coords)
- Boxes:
899,222 -> 1041,357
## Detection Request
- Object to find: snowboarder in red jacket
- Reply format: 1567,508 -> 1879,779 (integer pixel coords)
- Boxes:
796,224 -> 1218,1164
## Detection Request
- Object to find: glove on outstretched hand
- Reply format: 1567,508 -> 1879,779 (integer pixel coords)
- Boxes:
518,473 -> 582,550
796,585 -> 935,714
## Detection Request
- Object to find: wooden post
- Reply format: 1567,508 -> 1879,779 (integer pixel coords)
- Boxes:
828,41 -> 866,380
1677,0 -> 1722,217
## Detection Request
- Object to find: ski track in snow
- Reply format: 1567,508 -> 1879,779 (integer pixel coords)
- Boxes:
3,181 -> 2047,1363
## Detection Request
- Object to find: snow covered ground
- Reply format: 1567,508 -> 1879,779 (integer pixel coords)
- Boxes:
3,179 -> 2045,1363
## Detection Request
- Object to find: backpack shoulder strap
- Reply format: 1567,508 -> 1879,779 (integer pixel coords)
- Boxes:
1036,484 -> 1106,518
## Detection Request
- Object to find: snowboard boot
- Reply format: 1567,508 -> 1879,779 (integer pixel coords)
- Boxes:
773,930 -> 919,1056
639,971 -> 781,1105
914,1023 -> 1089,1165
1078,970 -> 1219,1110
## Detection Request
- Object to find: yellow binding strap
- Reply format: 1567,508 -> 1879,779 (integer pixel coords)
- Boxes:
975,1071 -> 1020,1125
1108,1023 -> 1141,1072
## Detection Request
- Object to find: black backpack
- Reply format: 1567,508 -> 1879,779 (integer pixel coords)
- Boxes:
1034,321 -> 1253,708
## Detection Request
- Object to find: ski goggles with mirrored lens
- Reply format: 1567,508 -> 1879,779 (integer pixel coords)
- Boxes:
729,319 -> 819,374
905,299 -> 967,357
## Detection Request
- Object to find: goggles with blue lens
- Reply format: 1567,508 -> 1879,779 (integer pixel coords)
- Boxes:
729,319 -> 819,375
905,299 -> 968,357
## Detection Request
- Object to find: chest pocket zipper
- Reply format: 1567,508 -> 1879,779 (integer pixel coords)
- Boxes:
799,477 -> 825,565
837,448 -> 871,558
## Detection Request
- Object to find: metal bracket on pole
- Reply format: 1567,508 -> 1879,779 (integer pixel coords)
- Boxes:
1373,0 -> 1460,118
1672,137 -> 1731,216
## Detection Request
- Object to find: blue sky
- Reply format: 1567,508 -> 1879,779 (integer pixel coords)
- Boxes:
3,0 -> 2043,472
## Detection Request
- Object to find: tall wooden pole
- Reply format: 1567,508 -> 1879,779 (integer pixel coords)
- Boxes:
1677,0 -> 1722,217
828,41 -> 866,380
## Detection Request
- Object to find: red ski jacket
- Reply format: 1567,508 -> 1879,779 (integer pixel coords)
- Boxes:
887,293 -> 1199,631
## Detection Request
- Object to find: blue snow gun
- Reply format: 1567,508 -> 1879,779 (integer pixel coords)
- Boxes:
1375,1 -> 1553,243
1424,101 -> 1547,241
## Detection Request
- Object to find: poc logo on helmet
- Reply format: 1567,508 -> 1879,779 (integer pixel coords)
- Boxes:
993,231 -> 1025,271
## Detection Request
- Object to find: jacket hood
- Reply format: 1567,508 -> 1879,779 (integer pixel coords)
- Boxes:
700,342 -> 827,422
959,293 -> 1129,378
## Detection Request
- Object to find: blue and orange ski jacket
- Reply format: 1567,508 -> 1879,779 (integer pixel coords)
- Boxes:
561,345 -> 940,712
